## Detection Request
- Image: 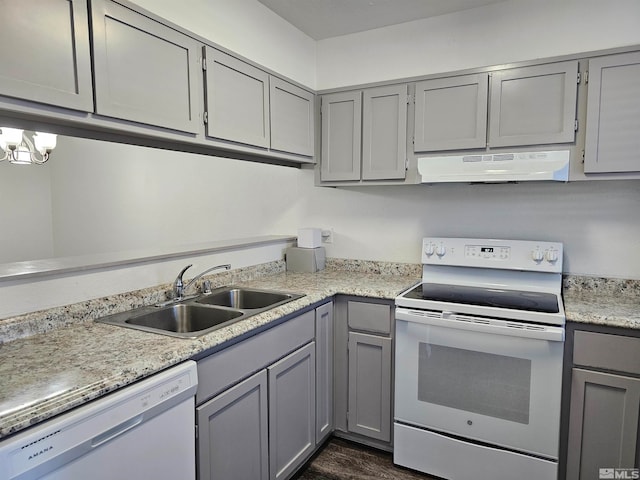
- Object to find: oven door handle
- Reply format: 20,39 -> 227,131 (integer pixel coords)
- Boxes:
396,307 -> 565,342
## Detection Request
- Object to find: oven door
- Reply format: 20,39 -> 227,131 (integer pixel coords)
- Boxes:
394,307 -> 564,460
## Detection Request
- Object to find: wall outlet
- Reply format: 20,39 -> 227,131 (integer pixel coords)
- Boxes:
321,229 -> 334,244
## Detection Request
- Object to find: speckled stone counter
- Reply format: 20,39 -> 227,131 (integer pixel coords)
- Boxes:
563,276 -> 640,329
2,264 -> 638,442
0,264 -> 419,440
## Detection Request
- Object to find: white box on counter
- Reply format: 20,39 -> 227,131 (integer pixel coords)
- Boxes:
297,228 -> 322,248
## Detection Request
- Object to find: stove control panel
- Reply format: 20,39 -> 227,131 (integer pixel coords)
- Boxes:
422,237 -> 563,272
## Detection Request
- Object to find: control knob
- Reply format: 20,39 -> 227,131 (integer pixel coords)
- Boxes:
424,242 -> 435,257
436,244 -> 446,258
545,249 -> 559,263
531,248 -> 544,263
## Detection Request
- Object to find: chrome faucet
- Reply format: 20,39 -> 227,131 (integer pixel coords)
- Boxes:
173,263 -> 231,300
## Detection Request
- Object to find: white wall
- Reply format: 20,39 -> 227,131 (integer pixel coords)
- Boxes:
3,0 -> 640,320
316,0 -> 640,89
49,137 -> 302,256
0,162 -> 54,263
131,0 -> 317,88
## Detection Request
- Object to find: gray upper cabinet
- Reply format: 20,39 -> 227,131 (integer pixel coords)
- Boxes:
320,91 -> 362,181
0,0 -> 93,112
414,74 -> 488,151
584,51 -> 640,173
320,85 -> 407,183
204,47 -> 270,148
489,61 -> 579,148
270,77 -> 315,157
91,0 -> 201,133
362,85 -> 408,180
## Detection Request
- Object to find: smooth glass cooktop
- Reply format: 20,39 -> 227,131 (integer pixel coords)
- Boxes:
403,283 -> 559,313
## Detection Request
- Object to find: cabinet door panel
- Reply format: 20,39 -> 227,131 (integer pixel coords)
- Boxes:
320,91 -> 362,181
348,332 -> 391,442
414,74 -> 488,151
0,0 -> 92,111
362,84 -> 407,180
566,368 -> 640,480
270,77 -> 314,157
91,0 -> 201,133
315,302 -> 334,443
205,47 -> 270,148
489,61 -> 578,147
268,343 -> 316,480
197,370 -> 269,480
584,52 -> 640,173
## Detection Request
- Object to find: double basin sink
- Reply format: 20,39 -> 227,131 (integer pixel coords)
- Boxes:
97,286 -> 304,338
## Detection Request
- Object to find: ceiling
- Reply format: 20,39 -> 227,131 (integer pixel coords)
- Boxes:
257,0 -> 508,40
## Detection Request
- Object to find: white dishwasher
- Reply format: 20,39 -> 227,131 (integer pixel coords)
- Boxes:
0,361 -> 198,480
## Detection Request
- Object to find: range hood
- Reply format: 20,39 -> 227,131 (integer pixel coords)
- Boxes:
417,150 -> 570,184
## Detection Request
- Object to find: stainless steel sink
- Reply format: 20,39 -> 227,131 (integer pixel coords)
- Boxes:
96,286 -> 304,338
126,304 -> 244,336
196,287 -> 300,310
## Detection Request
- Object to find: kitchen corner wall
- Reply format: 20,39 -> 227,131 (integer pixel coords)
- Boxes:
2,0 -> 640,320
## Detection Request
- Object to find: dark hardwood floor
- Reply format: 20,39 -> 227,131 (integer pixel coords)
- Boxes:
295,437 -> 438,480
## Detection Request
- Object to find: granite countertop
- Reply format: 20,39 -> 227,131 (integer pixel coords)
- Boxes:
1,265 -> 638,441
563,276 -> 640,329
0,268 -> 419,440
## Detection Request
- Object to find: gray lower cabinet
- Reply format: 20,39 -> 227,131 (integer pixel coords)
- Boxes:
315,302 -> 334,443
196,307 -> 328,480
91,0 -> 202,133
196,370 -> 269,480
584,51 -> 640,173
334,297 -> 394,447
347,332 -> 392,442
0,0 -> 93,112
268,342 -> 316,480
320,85 -> 407,183
566,330 -> 640,480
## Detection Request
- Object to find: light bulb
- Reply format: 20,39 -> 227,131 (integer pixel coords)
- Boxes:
1,127 -> 24,148
10,145 -> 33,165
33,132 -> 57,154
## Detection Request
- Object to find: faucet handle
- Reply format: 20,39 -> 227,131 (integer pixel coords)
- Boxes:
173,264 -> 193,299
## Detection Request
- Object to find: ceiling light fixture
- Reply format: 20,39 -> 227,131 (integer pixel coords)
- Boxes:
0,127 -> 57,165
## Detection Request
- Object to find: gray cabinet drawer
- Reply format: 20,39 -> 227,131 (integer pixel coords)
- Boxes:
196,310 -> 315,404
347,301 -> 392,335
573,331 -> 640,375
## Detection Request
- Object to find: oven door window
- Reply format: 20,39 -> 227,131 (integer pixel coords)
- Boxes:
418,343 -> 531,424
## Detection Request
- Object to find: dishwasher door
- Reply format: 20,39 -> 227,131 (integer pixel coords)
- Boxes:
0,361 -> 198,480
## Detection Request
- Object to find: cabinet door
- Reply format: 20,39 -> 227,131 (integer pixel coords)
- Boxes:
91,0 -> 201,133
270,77 -> 314,157
489,61 -> 578,147
566,368 -> 640,480
204,47 -> 270,148
362,84 -> 408,180
268,343 -> 316,480
197,370 -> 269,480
315,302 -> 334,444
320,91 -> 362,181
584,52 -> 640,173
347,332 -> 392,442
0,0 -> 93,111
414,74 -> 488,152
